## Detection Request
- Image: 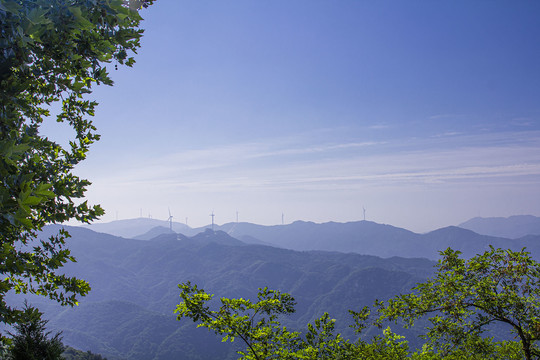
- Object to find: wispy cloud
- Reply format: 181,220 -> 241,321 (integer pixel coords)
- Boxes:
431,131 -> 462,138
88,130 -> 540,195
511,117 -> 535,127
428,113 -> 465,120
246,141 -> 383,159
368,124 -> 390,130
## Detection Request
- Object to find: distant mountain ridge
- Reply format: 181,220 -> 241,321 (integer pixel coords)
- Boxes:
459,215 -> 540,239
10,225 -> 435,360
83,217 -> 540,260
133,225 -> 174,240
12,219 -> 540,359
82,218 -> 190,238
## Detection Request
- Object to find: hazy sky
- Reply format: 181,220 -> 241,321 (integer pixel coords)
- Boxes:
46,0 -> 540,233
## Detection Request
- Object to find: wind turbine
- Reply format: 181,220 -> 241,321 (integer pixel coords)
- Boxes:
363,207 -> 366,221
167,208 -> 173,231
210,210 -> 215,231
228,211 -> 239,235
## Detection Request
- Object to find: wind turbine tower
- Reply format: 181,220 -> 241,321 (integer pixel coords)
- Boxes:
210,210 -> 215,231
363,207 -> 366,221
282,213 -> 284,225
167,208 -> 173,231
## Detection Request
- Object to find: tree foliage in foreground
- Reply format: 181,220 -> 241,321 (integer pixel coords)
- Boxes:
8,302 -> 63,360
377,246 -> 540,359
175,282 -> 373,360
62,346 -> 107,360
4,303 -> 108,360
0,0 -> 153,335
176,247 -> 540,359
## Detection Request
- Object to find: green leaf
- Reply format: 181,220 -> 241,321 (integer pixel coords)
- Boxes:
0,0 -> 152,332
34,184 -> 55,198
26,7 -> 50,25
21,195 -> 42,206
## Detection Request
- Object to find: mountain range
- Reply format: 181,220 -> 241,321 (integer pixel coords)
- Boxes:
458,215 -> 540,239
8,225 -> 434,359
86,215 -> 540,260
6,215 -> 539,359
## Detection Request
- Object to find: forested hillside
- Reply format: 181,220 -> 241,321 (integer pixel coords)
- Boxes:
89,218 -> 540,260
459,215 -> 540,239
5,226 -> 436,359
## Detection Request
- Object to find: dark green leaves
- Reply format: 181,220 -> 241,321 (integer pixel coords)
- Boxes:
0,0 -> 153,336
176,247 -> 540,359
176,283 -> 413,359
377,247 -> 539,359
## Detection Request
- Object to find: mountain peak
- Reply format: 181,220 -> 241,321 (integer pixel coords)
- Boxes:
189,229 -> 245,246
459,215 -> 540,239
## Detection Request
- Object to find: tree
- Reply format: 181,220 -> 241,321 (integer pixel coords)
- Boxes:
176,247 -> 537,359
175,282 -> 410,360
175,282 -> 302,360
62,346 -> 108,360
0,0 -> 153,334
376,246 -> 538,359
8,302 -> 63,360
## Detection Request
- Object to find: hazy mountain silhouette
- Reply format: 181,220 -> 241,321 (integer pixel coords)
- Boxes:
82,218 -> 540,260
459,215 -> 540,239
212,220 -> 419,254
9,225 -> 435,360
198,221 -> 540,260
133,225 -> 174,240
83,217 -> 192,238
11,222 -> 537,359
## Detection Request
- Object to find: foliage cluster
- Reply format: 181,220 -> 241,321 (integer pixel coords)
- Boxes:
2,302 -> 108,360
177,247 -> 539,360
62,346 -> 107,360
3,301 -> 63,360
0,0 -> 152,334
377,247 -> 540,359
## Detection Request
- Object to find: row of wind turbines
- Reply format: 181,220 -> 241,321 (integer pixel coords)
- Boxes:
166,208 -> 217,232
165,207 -> 367,232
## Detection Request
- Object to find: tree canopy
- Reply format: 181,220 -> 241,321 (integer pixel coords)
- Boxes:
175,282 -> 372,360
8,302 -> 63,360
176,247 -> 540,359
377,246 -> 540,359
0,0 -> 153,333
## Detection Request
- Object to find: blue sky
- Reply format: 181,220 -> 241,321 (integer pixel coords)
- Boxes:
47,0 -> 540,232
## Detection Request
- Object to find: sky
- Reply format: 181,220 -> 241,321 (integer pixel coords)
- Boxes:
45,0 -> 540,233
